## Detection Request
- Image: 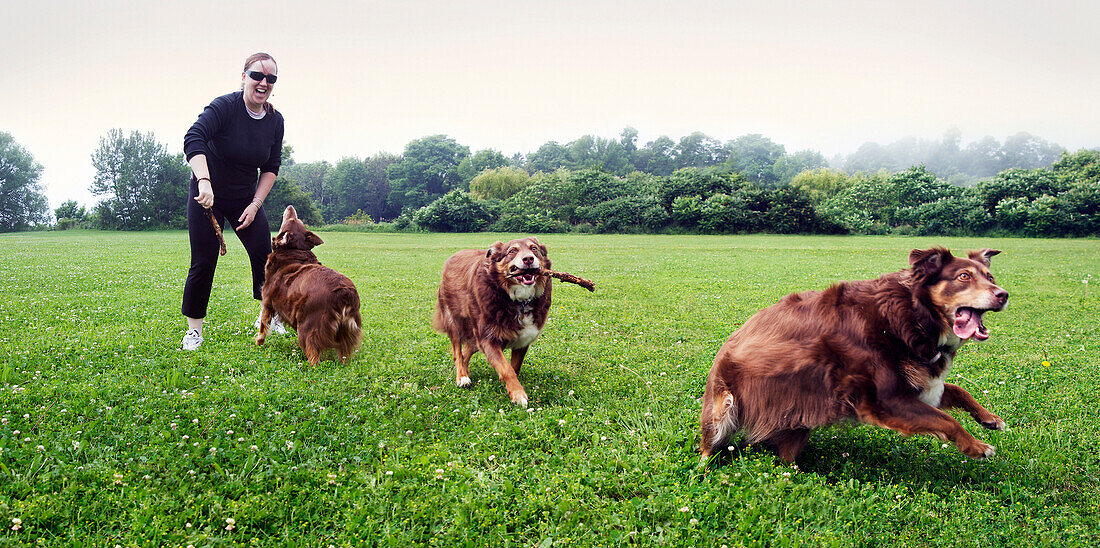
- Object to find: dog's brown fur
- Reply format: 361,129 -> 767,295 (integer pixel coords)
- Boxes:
255,206 -> 362,365
433,237 -> 552,407
700,247 -> 1009,462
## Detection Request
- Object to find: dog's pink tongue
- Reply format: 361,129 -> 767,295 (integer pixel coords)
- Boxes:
953,308 -> 980,339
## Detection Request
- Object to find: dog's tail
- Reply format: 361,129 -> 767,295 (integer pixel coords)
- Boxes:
334,303 -> 363,365
699,382 -> 740,460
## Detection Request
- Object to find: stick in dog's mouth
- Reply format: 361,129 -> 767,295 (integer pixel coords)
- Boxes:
507,268 -> 596,292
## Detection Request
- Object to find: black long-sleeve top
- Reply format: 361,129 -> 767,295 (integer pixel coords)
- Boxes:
183,91 -> 284,200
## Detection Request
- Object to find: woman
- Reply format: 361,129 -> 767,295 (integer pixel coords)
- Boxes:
181,52 -> 286,350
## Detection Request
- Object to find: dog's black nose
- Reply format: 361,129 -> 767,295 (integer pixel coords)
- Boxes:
522,255 -> 535,266
993,288 -> 1008,305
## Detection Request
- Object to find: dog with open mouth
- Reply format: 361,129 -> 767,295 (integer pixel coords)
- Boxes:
699,247 -> 1009,462
433,237 -> 552,407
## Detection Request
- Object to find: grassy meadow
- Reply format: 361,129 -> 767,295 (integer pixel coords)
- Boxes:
0,230 -> 1097,547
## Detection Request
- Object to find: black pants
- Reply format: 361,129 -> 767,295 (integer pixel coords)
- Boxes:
181,180 -> 271,319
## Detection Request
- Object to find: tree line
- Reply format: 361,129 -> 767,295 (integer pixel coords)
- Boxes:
1,127 -> 1096,237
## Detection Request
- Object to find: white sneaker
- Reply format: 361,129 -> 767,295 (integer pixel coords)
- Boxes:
255,311 -> 288,335
181,329 -> 203,351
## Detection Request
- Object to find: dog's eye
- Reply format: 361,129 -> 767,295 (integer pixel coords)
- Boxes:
958,272 -> 971,281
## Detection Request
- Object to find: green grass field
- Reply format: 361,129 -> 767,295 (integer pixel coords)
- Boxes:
0,230 -> 1097,547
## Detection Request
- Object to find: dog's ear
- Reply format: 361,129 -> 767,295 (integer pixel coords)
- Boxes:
909,247 -> 951,278
968,249 -> 1000,266
487,241 -> 505,262
305,231 -> 324,249
273,231 -> 290,249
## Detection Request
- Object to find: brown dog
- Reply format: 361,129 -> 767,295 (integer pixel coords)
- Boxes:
433,237 -> 552,407
700,247 -> 1009,462
255,205 -> 362,365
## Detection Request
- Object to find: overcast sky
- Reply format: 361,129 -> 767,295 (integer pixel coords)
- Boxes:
3,0 -> 1098,208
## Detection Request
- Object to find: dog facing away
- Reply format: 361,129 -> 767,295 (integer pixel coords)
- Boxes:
699,247 -> 1009,462
255,205 -> 362,365
433,237 -> 552,407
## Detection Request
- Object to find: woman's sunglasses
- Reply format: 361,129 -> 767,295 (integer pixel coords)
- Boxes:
246,71 -> 278,84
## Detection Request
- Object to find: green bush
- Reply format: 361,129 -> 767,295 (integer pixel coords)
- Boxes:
412,190 -> 494,232
575,195 -> 669,233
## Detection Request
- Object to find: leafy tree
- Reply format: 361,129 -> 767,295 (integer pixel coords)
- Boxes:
619,127 -> 639,158
0,131 -> 49,231
54,199 -> 89,230
675,132 -> 726,169
725,134 -> 786,186
635,135 -> 677,176
364,153 -> 400,220
458,149 -> 509,183
387,135 -> 470,211
265,178 -> 323,231
566,135 -> 633,175
322,157 -> 371,222
469,166 -> 530,201
280,144 -> 295,167
844,142 -> 899,174
281,161 -> 331,209
54,200 -> 87,222
961,136 -> 1004,177
90,129 -> 189,229
526,141 -> 571,173
1001,132 -> 1063,171
771,149 -> 828,185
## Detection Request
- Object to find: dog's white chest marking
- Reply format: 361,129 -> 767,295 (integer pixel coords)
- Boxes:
509,283 -> 538,302
507,312 -> 541,349
919,354 -> 953,407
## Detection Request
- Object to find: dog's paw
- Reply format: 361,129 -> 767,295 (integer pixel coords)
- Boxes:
254,333 -> 266,346
980,444 -> 997,459
511,391 -> 528,408
965,442 -> 996,460
456,376 -> 472,388
980,416 -> 1006,431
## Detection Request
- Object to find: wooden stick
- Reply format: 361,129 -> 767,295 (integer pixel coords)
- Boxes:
204,207 -> 227,256
544,269 -> 595,292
